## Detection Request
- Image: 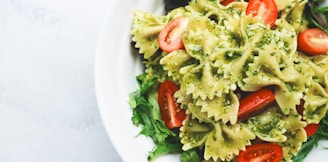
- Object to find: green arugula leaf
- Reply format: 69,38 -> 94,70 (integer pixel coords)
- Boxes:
148,136 -> 182,161
180,149 -> 202,162
317,116 -> 328,139
129,73 -> 183,161
306,0 -> 328,33
293,135 -> 319,162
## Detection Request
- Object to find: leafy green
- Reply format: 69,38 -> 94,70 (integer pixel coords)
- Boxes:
180,149 -> 202,162
148,135 -> 182,160
305,0 -> 328,33
129,73 -> 183,161
293,115 -> 328,161
293,135 -> 319,162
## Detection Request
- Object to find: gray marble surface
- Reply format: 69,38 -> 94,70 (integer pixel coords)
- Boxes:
0,0 -> 122,161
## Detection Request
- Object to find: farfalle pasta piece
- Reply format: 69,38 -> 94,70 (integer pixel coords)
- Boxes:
160,2 -> 249,101
160,50 -> 196,81
177,88 -> 239,124
247,106 -> 306,161
248,107 -> 287,142
195,92 -> 239,124
180,117 -> 213,150
203,122 -> 255,161
180,117 -> 256,162
281,112 -> 306,132
186,101 -> 213,123
310,55 -> 328,89
239,17 -> 310,114
279,0 -> 308,32
175,90 -> 215,123
275,0 -> 296,11
131,10 -> 166,59
280,112 -> 307,161
187,0 -> 220,15
298,55 -> 328,123
179,24 -> 238,99
180,62 -> 235,100
280,129 -> 307,162
189,0 -> 247,27
304,82 -> 328,123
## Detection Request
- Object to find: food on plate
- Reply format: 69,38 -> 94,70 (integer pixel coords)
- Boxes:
129,0 -> 328,161
297,28 -> 328,56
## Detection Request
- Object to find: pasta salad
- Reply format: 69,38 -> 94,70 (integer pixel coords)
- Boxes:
128,0 -> 328,161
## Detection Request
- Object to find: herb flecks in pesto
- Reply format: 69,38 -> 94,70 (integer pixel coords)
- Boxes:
224,51 -> 242,61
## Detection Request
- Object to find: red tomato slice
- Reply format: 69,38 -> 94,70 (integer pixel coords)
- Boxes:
238,88 -> 275,122
297,28 -> 328,56
158,81 -> 187,129
158,17 -> 189,53
237,143 -> 283,162
304,123 -> 319,137
296,100 -> 319,137
219,0 -> 234,6
246,0 -> 278,28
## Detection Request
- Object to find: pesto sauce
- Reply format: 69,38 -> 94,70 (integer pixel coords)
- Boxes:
224,51 -> 242,61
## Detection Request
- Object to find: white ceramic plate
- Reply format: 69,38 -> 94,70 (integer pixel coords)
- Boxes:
95,0 -> 328,161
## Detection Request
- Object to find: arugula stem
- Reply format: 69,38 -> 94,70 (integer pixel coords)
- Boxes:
313,7 -> 328,14
306,0 -> 328,33
308,16 -> 328,33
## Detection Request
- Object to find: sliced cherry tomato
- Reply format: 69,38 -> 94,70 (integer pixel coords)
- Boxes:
297,28 -> 328,56
246,0 -> 278,28
238,88 -> 275,122
237,143 -> 283,162
304,123 -> 319,137
219,0 -> 234,6
296,100 -> 319,137
158,80 -> 187,129
158,17 -> 189,53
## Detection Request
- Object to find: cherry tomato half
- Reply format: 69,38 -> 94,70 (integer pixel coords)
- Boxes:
158,17 -> 189,53
304,124 -> 319,137
246,0 -> 278,28
238,88 -> 275,122
158,81 -> 187,129
297,28 -> 328,56
237,143 -> 283,162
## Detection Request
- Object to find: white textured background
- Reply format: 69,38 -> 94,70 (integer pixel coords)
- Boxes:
0,0 -> 122,161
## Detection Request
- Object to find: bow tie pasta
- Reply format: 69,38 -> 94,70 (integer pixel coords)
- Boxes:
130,0 -> 328,161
